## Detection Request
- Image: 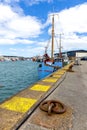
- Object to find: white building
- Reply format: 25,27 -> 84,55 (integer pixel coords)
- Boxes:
76,52 -> 87,58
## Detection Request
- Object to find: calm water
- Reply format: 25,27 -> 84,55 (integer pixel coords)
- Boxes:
0,60 -> 39,103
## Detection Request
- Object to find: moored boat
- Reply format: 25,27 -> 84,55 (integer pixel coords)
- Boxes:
38,14 -> 67,79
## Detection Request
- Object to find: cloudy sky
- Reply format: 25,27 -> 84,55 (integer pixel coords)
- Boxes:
0,0 -> 87,57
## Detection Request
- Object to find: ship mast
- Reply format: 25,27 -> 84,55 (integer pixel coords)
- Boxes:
59,33 -> 63,58
51,14 -> 54,60
59,33 -> 62,58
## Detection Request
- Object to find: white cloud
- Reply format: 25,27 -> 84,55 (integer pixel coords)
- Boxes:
0,0 -> 20,3
9,48 -> 17,51
0,3 -> 43,45
23,0 -> 53,6
59,3 -> 87,33
0,2 -> 87,57
8,16 -> 42,38
8,46 -> 45,57
46,2 -> 87,53
0,0 -> 53,5
26,46 -> 45,56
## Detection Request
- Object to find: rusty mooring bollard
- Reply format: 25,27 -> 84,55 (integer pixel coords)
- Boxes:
68,65 -> 74,72
39,100 -> 66,115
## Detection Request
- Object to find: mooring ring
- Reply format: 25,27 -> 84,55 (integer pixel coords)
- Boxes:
39,100 -> 66,114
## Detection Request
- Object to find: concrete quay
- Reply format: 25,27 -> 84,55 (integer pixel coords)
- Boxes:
19,61 -> 87,130
0,61 -> 87,130
0,61 -> 72,130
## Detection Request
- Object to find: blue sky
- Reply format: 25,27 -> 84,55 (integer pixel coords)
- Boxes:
0,0 -> 87,57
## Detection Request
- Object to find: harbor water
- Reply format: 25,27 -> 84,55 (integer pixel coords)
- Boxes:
0,60 -> 39,103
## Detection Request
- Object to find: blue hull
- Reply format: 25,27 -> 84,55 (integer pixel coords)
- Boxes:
38,61 -> 63,79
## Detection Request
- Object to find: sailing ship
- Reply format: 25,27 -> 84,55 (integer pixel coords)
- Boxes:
38,14 -> 65,79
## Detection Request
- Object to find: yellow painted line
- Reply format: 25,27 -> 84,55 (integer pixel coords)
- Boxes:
0,96 -> 37,113
30,84 -> 50,92
54,71 -> 65,75
62,68 -> 69,70
42,78 -> 58,82
52,75 -> 62,78
61,68 -> 68,71
56,69 -> 66,72
62,67 -> 69,69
